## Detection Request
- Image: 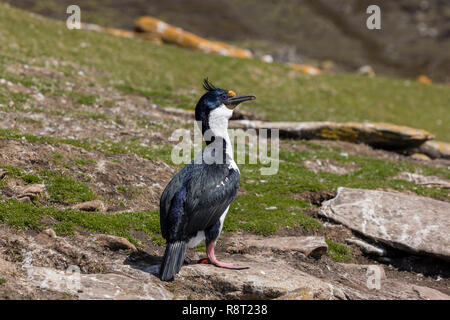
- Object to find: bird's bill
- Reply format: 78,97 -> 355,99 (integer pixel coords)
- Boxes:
224,95 -> 256,109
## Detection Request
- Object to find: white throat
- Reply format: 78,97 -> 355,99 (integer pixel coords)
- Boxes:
200,104 -> 237,170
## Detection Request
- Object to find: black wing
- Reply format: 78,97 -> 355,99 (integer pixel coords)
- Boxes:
159,164 -> 192,240
160,163 -> 240,242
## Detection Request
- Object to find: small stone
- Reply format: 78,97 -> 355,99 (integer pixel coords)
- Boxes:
97,235 -> 137,251
339,263 -> 386,280
260,55 -> 273,63
36,228 -> 57,246
418,140 -> 450,159
357,65 -> 375,77
345,238 -> 386,256
411,153 -> 430,161
41,216 -> 57,226
16,196 -> 31,203
42,228 -> 57,238
21,184 -> 45,195
33,93 -> 45,102
417,75 -> 432,85
71,200 -> 105,212
395,172 -> 450,189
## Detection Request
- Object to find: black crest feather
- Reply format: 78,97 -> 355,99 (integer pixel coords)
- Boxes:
203,78 -> 217,92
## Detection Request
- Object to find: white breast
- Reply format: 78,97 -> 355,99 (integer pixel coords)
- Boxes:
187,206 -> 230,248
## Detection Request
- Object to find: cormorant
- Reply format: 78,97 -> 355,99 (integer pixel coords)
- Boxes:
159,78 -> 256,281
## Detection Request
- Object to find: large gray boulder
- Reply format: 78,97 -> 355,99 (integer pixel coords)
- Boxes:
320,188 -> 450,261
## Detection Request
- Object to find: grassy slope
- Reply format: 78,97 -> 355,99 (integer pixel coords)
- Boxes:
0,4 -> 449,258
0,4 -> 449,140
5,0 -> 450,82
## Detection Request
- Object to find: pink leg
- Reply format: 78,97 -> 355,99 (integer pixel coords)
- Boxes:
203,242 -> 249,270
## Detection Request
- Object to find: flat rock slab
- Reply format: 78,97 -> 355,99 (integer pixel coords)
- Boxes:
27,267 -> 172,300
180,256 -> 339,300
227,234 -> 328,259
179,254 -> 450,300
229,120 -> 434,149
320,188 -> 450,261
395,172 -> 450,189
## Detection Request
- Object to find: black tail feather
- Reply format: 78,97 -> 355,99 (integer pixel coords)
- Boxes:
159,241 -> 187,281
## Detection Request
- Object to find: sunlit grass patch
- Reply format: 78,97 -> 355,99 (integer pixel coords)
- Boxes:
0,199 -> 161,243
325,239 -> 354,263
40,170 -> 96,205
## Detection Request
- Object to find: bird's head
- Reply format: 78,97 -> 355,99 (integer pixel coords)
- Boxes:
195,78 -> 256,138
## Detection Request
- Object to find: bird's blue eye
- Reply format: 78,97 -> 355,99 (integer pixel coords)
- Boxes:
221,94 -> 228,100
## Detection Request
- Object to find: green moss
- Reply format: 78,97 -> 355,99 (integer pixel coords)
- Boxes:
325,239 -> 354,263
194,242 -> 206,253
67,92 -> 98,106
16,117 -> 43,126
74,158 -> 96,167
0,199 -> 161,243
49,89 -> 98,106
0,165 -> 42,184
151,236 -> 166,247
117,185 -> 146,196
40,171 -> 96,205
0,278 -> 6,286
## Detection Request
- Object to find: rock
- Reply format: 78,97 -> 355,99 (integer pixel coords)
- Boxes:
395,172 -> 450,189
229,121 -> 434,149
320,188 -> 450,261
418,140 -> 450,159
16,196 -> 31,203
180,256 -> 338,299
2,224 -> 449,300
35,229 -> 57,246
228,235 -> 328,259
82,22 -> 162,44
338,263 -> 386,280
345,238 -> 387,256
303,159 -> 359,175
180,253 -> 450,300
410,153 -> 430,161
134,16 -> 252,58
97,235 -> 137,252
417,75 -> 432,85
289,63 -> 323,75
412,285 -> 450,300
71,200 -> 105,212
19,184 -> 45,197
260,55 -> 273,63
42,228 -> 57,238
357,65 -> 375,77
26,266 -> 172,300
40,216 -> 57,226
